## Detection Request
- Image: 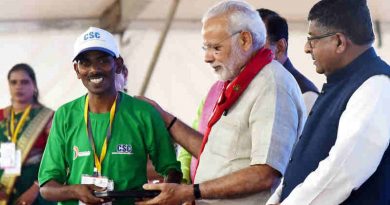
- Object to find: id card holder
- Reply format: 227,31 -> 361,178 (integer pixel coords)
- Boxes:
97,178 -> 114,205
3,149 -> 21,176
80,175 -> 114,205
0,142 -> 16,168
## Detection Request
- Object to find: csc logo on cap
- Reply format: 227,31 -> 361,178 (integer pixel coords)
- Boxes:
84,32 -> 100,40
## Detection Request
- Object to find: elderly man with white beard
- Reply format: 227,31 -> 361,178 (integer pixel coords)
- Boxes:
136,1 -> 306,205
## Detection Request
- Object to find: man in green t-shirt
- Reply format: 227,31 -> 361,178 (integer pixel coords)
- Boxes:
38,27 -> 181,205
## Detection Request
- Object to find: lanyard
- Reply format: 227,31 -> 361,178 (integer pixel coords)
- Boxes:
84,94 -> 118,176
8,105 -> 32,143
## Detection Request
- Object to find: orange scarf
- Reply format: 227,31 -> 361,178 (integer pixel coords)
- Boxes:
195,48 -> 273,179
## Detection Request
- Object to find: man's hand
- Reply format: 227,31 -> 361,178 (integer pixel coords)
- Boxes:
15,183 -> 39,205
135,96 -> 164,114
136,96 -> 203,158
135,183 -> 193,205
40,179 -> 110,204
71,184 -> 107,204
135,96 -> 173,125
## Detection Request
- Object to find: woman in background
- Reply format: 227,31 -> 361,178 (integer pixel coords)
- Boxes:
0,64 -> 54,205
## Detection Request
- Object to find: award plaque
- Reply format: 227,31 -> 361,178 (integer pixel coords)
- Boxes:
94,189 -> 161,199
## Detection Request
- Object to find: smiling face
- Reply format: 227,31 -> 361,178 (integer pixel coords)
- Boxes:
74,50 -> 122,96
8,70 -> 36,104
304,20 -> 342,76
202,16 -> 247,81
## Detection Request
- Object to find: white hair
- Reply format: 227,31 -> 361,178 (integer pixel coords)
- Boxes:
202,0 -> 266,51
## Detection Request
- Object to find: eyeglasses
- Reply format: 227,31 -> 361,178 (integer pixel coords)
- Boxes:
202,30 -> 242,55
307,32 -> 338,49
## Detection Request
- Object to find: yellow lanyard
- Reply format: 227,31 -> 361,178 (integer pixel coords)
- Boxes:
9,105 -> 32,143
84,94 -> 118,176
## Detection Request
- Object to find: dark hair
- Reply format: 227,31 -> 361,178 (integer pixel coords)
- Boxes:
257,8 -> 279,21
7,63 -> 39,104
308,0 -> 374,45
257,8 -> 289,44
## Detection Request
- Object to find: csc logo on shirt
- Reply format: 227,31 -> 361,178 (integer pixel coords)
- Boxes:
112,144 -> 133,155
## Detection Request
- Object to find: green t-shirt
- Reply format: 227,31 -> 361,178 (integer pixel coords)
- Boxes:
38,92 -> 180,205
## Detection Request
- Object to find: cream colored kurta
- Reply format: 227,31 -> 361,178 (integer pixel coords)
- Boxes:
195,61 -> 306,205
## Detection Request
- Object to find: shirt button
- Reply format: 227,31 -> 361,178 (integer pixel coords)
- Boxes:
289,157 -> 293,162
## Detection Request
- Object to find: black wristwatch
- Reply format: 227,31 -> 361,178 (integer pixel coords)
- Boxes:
193,184 -> 202,199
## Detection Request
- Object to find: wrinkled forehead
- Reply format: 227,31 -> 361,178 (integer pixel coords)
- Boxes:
202,16 -> 231,44
202,16 -> 230,35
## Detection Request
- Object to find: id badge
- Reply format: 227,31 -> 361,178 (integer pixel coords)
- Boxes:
80,175 -> 114,205
3,149 -> 21,176
0,142 -> 16,168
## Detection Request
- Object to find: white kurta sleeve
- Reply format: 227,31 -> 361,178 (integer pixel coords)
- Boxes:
266,178 -> 283,204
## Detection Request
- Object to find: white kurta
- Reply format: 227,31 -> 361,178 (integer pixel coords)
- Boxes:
195,60 -> 306,205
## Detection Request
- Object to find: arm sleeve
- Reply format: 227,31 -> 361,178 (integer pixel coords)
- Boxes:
267,178 -> 283,204
177,147 -> 191,184
38,109 -> 67,186
250,77 -> 304,175
282,75 -> 390,205
145,106 -> 181,177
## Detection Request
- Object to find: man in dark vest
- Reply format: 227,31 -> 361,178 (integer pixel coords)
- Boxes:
267,0 -> 390,204
258,8 -> 319,112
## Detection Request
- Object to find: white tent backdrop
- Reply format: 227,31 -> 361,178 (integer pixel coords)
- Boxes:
0,1 -> 389,125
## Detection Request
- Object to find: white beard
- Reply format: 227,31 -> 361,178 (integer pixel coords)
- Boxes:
213,43 -> 246,81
